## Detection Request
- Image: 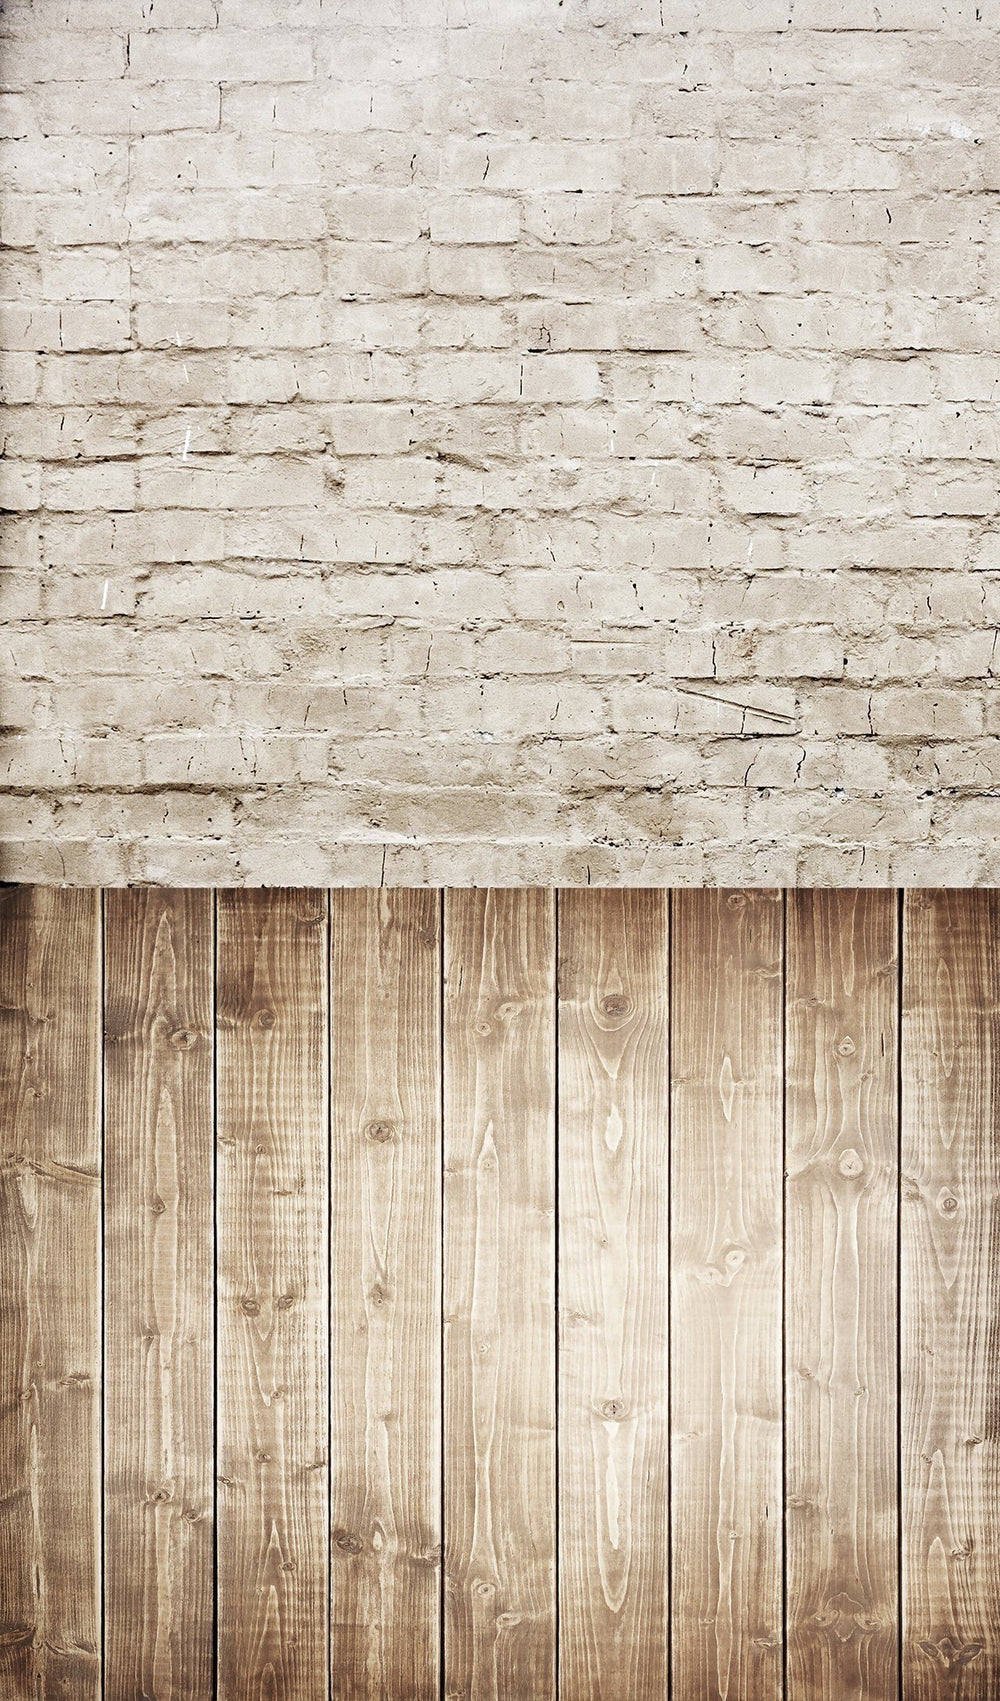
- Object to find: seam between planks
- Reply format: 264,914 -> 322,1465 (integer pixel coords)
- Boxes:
439,888 -> 446,1701
666,889 -> 673,1701
896,888 -> 904,1701
668,890 -> 675,1701
100,889 -> 106,1701
780,889 -> 788,1701
212,891 -> 219,1701
325,888 -> 333,1701
554,888 -> 560,1701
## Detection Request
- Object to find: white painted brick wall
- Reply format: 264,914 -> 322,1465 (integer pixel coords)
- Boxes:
2,0 -> 999,885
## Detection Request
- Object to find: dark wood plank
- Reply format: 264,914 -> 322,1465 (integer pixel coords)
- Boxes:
103,889 -> 215,1701
216,890 -> 330,1701
0,887 -> 102,1699
443,889 -> 556,1701
902,890 -> 1000,1700
329,890 -> 441,1701
670,889 -> 784,1701
557,889 -> 669,1701
785,890 -> 899,1701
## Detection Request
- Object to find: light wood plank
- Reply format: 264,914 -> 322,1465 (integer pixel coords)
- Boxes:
329,889 -> 442,1701
216,890 -> 330,1701
902,890 -> 1000,1700
104,889 -> 215,1701
443,888 -> 556,1701
785,890 -> 899,1701
670,888 -> 784,1701
557,889 -> 669,1701
0,888 -> 102,1699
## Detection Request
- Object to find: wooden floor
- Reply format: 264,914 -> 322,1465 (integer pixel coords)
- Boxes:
0,887 -> 997,1701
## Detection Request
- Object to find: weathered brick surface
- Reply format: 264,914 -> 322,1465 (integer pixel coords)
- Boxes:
2,0 -> 999,885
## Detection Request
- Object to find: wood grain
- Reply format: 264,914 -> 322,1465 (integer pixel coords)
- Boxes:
670,888 -> 784,1701
902,890 -> 1000,1700
329,890 -> 442,1701
0,888 -> 102,1699
557,889 -> 669,1701
216,890 -> 330,1701
785,890 -> 899,1701
5,879 -> 1000,1701
443,888 -> 557,1701
103,889 -> 215,1701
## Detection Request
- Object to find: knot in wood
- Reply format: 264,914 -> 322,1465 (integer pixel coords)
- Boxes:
275,1292 -> 295,1310
919,1638 -> 984,1669
600,994 -> 631,1016
937,1188 -> 959,1215
726,892 -> 747,908
239,1296 -> 260,1317
836,1035 -> 856,1057
597,1397 -> 630,1421
364,1120 -> 397,1143
838,1148 -> 864,1178
334,1529 -> 363,1554
150,1195 -> 166,1214
168,1028 -> 194,1050
256,1008 -> 276,1030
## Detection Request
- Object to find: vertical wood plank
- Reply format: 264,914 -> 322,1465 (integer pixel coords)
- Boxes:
329,890 -> 442,1701
557,889 -> 669,1701
216,890 -> 329,1701
0,887 -> 102,1700
902,890 -> 1000,1700
443,888 -> 556,1701
670,888 -> 784,1701
785,890 -> 899,1701
103,889 -> 215,1701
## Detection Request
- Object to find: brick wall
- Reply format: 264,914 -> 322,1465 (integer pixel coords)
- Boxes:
1,0 -> 997,885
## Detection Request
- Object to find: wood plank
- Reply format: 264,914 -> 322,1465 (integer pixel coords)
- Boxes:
443,888 -> 556,1701
785,890 -> 899,1701
103,889 -> 215,1701
216,890 -> 330,1701
670,888 -> 784,1701
329,890 -> 442,1701
557,889 -> 669,1701
902,890 -> 1000,1700
0,887 -> 102,1700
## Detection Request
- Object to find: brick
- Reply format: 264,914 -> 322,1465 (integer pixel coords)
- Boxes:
429,197 -> 520,244
0,33 -> 126,87
58,304 -> 130,352
630,141 -> 718,196
136,302 -> 231,350
126,31 -> 314,83
329,189 -> 427,243
32,79 -> 220,136
718,143 -> 805,193
45,464 -> 134,511
522,195 -> 615,245
2,0 -> 997,887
